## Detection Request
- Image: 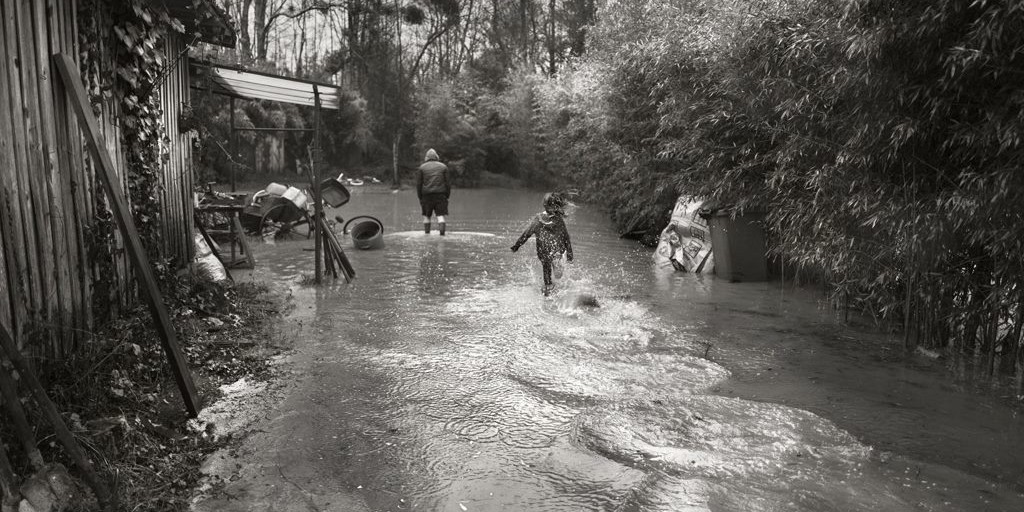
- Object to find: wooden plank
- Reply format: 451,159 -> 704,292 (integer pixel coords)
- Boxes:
54,53 -> 200,417
0,426 -> 19,504
54,0 -> 92,338
14,0 -> 59,355
2,0 -> 41,346
0,3 -> 22,339
0,209 -> 10,336
48,0 -> 78,323
33,0 -> 78,350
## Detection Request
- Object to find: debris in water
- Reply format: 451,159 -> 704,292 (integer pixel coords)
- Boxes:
575,293 -> 600,308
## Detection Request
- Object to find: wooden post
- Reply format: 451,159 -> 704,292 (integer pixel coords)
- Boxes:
0,365 -> 43,469
313,86 -> 323,284
52,54 -> 200,417
229,96 -> 237,193
0,324 -> 113,510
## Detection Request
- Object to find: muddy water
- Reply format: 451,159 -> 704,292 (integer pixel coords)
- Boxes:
216,188 -> 1024,511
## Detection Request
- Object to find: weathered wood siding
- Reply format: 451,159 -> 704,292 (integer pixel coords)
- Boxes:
0,0 -> 196,355
159,36 -> 195,268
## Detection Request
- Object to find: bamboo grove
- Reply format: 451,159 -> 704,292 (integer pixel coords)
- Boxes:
534,0 -> 1024,373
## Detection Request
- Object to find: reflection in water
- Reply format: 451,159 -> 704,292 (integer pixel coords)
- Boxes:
241,188 -> 1024,512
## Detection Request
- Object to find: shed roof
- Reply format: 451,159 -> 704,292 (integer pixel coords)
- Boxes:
190,62 -> 345,110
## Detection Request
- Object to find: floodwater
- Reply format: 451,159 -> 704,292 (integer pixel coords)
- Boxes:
196,188 -> 1024,512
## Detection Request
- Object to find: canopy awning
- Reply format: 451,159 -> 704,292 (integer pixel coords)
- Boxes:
190,62 -> 344,110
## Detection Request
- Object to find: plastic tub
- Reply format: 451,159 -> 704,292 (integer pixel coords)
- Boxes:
345,216 -> 384,250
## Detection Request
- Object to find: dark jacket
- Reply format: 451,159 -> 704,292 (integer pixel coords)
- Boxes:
416,149 -> 450,198
512,212 -> 573,262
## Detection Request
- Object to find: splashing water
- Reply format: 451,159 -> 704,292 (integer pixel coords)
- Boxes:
198,188 -> 1024,512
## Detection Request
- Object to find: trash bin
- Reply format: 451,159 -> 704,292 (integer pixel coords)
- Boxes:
707,210 -> 768,282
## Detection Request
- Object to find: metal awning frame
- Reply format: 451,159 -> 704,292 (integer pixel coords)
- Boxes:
190,61 -> 344,109
190,60 -> 336,284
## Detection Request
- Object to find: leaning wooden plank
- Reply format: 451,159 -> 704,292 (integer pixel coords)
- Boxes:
0,364 -> 44,470
231,216 -> 256,268
0,427 -> 19,507
0,324 -> 114,510
52,53 -> 200,418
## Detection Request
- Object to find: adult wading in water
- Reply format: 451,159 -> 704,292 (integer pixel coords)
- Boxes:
417,148 -> 451,235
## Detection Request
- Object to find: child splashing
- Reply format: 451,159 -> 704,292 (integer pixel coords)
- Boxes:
511,193 -> 574,296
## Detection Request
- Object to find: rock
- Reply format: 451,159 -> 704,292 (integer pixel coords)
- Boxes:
19,473 -> 55,512
17,465 -> 85,512
204,317 -> 225,331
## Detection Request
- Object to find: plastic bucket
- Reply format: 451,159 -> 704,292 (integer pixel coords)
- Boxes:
265,182 -> 288,196
345,216 -> 385,250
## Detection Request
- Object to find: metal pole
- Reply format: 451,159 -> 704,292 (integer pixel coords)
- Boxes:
229,97 -> 237,264
231,127 -> 316,132
313,86 -> 323,284
230,96 -> 237,192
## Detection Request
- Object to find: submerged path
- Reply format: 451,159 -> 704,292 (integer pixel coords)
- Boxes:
193,188 -> 1024,512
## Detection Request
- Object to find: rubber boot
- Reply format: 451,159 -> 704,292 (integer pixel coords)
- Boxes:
439,222 -> 446,236
424,222 -> 431,234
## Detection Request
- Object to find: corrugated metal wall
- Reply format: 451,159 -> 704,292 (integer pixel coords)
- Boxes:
0,0 -> 196,356
159,36 -> 195,267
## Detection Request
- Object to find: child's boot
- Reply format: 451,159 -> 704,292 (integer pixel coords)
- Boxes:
424,222 -> 431,234
439,222 -> 446,236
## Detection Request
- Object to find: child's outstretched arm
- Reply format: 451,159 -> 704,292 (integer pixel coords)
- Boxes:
511,220 -> 539,252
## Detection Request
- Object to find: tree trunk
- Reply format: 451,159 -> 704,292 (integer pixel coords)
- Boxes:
547,0 -> 556,75
239,0 -> 254,61
254,0 -> 270,61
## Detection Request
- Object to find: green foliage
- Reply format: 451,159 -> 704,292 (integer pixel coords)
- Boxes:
411,73 -> 575,189
412,78 -> 488,186
538,0 -> 1024,367
78,0 -> 196,318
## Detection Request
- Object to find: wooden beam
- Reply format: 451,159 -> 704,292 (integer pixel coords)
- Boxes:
0,427 -> 19,507
0,365 -> 43,470
51,53 -> 200,417
0,324 -> 113,510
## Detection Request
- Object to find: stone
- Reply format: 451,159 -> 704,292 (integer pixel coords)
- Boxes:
16,465 -> 84,512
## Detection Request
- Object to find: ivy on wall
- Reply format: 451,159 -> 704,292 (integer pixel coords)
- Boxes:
77,0 -> 195,318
